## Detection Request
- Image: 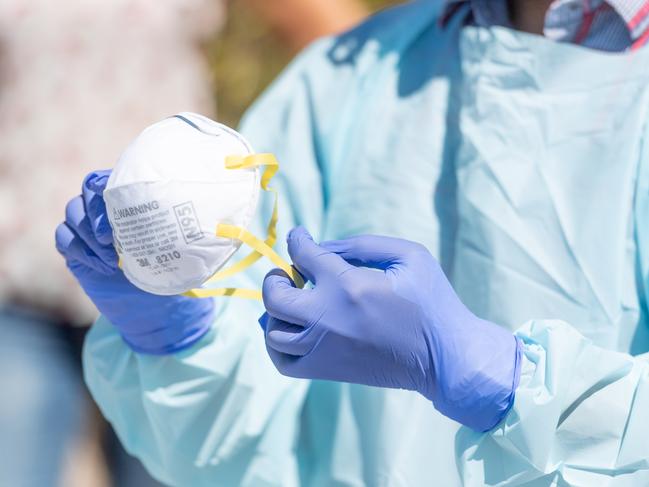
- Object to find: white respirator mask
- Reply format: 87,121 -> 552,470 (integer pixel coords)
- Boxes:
104,113 -> 303,298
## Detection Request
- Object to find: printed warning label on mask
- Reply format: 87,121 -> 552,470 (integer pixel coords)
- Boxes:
110,200 -> 203,277
173,202 -> 204,244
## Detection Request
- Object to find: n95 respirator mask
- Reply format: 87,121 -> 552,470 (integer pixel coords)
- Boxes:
104,113 -> 303,298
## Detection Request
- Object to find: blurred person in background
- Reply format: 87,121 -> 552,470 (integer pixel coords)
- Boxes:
0,1 -> 368,486
0,2 -> 224,486
241,0 -> 369,51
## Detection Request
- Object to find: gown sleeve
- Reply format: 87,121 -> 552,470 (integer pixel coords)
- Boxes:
82,38 -> 335,487
458,321 -> 649,486
458,145 -> 649,486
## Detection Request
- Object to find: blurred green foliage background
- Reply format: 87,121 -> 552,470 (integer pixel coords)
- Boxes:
207,0 -> 400,127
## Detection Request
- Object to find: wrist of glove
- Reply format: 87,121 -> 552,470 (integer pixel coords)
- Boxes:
261,227 -> 522,432
56,170 -> 215,355
422,311 -> 523,431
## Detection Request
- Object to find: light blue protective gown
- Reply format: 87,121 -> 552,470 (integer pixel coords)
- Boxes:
83,1 -> 649,485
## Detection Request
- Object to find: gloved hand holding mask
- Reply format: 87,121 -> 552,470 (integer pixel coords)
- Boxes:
56,113 -> 300,354
56,169 -> 215,355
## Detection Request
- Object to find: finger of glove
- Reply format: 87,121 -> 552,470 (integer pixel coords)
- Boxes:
65,196 -> 118,268
82,170 -> 114,246
262,270 -> 316,326
320,235 -> 426,270
258,312 -> 270,331
287,226 -> 350,284
265,315 -> 320,357
55,222 -> 115,275
265,345 -> 309,379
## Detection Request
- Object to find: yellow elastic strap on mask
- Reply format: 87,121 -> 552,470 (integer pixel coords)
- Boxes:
184,153 -> 304,300
203,154 -> 279,282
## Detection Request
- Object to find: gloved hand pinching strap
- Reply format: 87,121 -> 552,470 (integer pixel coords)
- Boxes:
261,227 -> 522,432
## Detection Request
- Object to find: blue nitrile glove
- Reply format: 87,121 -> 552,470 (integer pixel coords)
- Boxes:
55,170 -> 215,355
261,227 -> 523,432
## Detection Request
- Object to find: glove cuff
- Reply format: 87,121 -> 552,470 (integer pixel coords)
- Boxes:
430,319 -> 523,432
119,302 -> 216,355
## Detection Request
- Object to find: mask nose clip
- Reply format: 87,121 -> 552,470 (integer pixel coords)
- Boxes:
172,112 -> 250,140
173,114 -> 203,131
